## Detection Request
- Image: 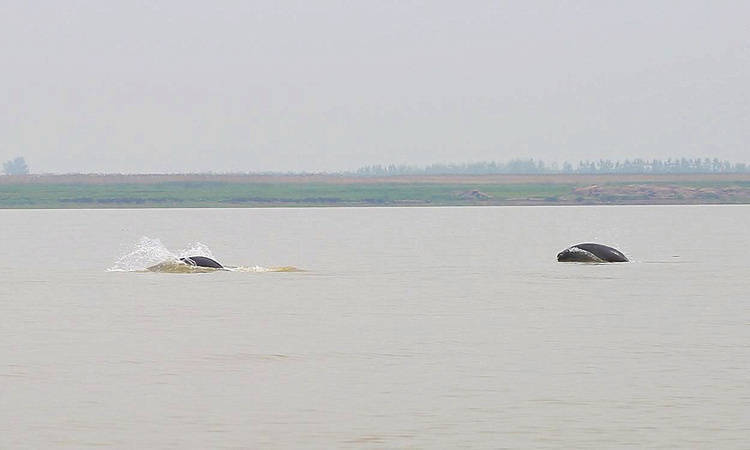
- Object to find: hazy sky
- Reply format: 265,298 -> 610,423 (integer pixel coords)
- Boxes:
2,0 -> 749,173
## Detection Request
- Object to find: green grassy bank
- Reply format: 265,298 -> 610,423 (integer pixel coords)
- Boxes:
2,174 -> 750,208
0,182 -> 574,208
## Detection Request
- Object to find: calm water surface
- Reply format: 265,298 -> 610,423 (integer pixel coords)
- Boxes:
1,206 -> 748,448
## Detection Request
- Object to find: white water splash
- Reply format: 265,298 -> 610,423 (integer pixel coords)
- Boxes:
177,242 -> 215,260
109,237 -> 176,271
109,237 -> 216,272
109,237 -> 300,273
227,265 -> 302,273
227,265 -> 274,273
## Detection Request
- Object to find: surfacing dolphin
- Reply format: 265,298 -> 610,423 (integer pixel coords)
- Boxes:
557,243 -> 629,263
179,256 -> 224,269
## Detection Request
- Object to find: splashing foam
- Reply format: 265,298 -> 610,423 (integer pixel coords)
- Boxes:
109,237 -> 300,273
109,237 -> 217,272
228,265 -> 301,273
177,242 -> 215,260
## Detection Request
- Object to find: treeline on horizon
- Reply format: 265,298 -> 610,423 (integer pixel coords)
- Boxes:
352,158 -> 749,176
4,156 -> 750,177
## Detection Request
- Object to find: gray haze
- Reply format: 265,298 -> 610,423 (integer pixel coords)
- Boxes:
2,0 -> 749,174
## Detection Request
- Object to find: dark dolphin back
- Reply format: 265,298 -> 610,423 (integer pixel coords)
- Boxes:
180,256 -> 224,268
574,243 -> 629,262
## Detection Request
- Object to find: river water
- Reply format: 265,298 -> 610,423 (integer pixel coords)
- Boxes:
1,206 -> 748,448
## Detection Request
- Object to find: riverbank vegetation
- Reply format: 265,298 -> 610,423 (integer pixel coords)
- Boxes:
353,158 -> 749,176
2,173 -> 750,208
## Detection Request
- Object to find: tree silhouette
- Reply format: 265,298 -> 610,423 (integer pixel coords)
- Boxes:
351,157 -> 748,176
3,156 -> 29,175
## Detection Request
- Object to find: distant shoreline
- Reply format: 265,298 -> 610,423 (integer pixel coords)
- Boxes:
3,172 -> 750,185
2,173 -> 750,208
